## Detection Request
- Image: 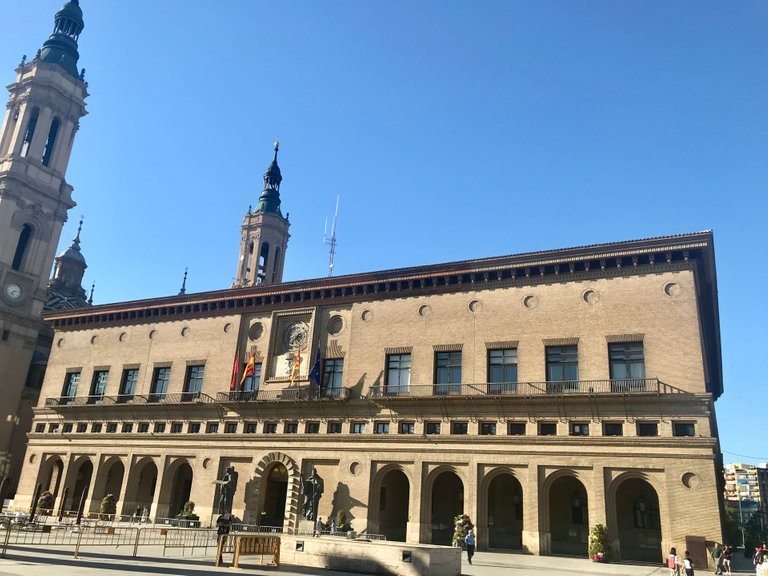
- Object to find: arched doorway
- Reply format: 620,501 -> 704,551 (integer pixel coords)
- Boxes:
548,475 -> 588,556
90,459 -> 124,514
487,473 -> 523,550
261,463 -> 288,529
168,462 -> 193,518
430,470 -> 463,545
69,459 -> 93,513
376,468 -> 410,542
39,457 -> 64,499
614,478 -> 662,562
122,459 -> 157,517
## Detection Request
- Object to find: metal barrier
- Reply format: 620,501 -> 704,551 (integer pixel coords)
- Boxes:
216,534 -> 280,568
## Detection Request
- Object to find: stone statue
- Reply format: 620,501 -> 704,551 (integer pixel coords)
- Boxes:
212,465 -> 239,514
302,467 -> 324,521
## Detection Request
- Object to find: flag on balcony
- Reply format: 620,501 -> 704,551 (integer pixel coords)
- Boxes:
240,351 -> 255,389
290,348 -> 301,384
309,347 -> 321,386
229,351 -> 240,391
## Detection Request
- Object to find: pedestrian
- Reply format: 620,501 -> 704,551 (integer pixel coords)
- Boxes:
134,506 -> 141,523
710,542 -> 723,575
330,519 -> 337,534
142,505 -> 150,523
667,547 -> 681,576
315,516 -> 324,536
755,543 -> 768,576
216,511 -> 232,539
465,528 -> 476,565
683,550 -> 694,576
722,545 -> 732,575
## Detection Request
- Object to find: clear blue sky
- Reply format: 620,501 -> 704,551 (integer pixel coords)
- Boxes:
2,2 -> 766,465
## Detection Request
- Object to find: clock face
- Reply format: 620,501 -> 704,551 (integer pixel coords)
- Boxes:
284,322 -> 309,351
5,283 -> 22,300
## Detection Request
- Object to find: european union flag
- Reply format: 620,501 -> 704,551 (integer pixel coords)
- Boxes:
309,347 -> 321,385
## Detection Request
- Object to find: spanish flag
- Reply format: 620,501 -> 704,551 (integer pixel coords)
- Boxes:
240,351 -> 255,389
290,348 -> 301,384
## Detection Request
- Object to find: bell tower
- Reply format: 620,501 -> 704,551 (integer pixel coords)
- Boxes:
233,142 -> 291,287
0,1 -> 88,492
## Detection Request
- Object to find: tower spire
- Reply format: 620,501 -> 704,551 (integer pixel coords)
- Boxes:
39,1 -> 85,78
253,139 -> 283,215
179,268 -> 188,295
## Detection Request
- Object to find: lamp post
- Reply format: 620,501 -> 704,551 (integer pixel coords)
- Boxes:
737,478 -> 747,548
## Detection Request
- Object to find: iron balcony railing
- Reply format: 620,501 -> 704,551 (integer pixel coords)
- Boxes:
45,392 -> 216,408
368,378 -> 666,398
217,386 -> 350,403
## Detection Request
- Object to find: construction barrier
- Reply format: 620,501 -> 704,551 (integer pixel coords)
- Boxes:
215,534 -> 280,568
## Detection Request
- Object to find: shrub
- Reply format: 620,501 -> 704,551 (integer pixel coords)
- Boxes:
99,494 -> 118,518
452,514 -> 474,547
36,491 -> 54,515
588,523 -> 611,562
177,500 -> 199,520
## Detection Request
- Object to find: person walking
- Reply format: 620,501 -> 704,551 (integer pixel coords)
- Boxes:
668,547 -> 681,576
465,528 -> 476,565
710,542 -> 723,575
683,550 -> 694,576
722,545 -> 732,575
315,516 -> 324,536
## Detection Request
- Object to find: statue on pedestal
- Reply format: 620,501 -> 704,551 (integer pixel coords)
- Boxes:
302,467 -> 323,521
212,465 -> 239,514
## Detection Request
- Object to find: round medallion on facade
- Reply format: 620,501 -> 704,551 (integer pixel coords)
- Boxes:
181,327 -> 190,337
681,472 -> 699,490
582,289 -> 599,304
468,299 -> 482,313
361,309 -> 373,322
327,315 -> 344,336
522,294 -> 538,310
224,322 -> 233,334
349,461 -> 361,476
418,304 -> 432,318
119,332 -> 128,343
90,335 -> 99,345
284,321 -> 309,351
664,282 -> 682,297
248,322 -> 264,341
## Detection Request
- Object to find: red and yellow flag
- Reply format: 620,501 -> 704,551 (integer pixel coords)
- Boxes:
240,351 -> 255,389
229,350 -> 240,391
290,348 -> 301,384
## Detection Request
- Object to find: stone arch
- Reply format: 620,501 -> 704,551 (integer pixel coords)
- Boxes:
64,455 -> 94,513
478,467 -> 524,550
122,457 -> 158,516
422,465 -> 466,545
244,452 -> 301,531
159,458 -> 194,518
606,471 -> 664,563
370,463 -> 412,542
35,455 -> 65,500
10,207 -> 51,241
540,469 -> 590,557
89,456 -> 125,514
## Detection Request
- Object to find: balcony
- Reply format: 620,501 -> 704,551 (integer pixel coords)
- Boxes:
369,378 -> 665,399
45,392 -> 216,409
218,386 -> 350,403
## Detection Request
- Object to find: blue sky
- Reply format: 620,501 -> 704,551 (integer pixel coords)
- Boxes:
1,1 -> 766,465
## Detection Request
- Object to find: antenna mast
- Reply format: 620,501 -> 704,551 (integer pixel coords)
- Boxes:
323,196 -> 340,276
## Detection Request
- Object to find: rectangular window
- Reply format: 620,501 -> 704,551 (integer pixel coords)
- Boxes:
451,421 -> 468,435
374,421 -> 390,434
321,358 -> 344,397
603,422 -> 623,436
35,423 -> 45,433
264,422 -> 277,434
171,422 -> 183,433
225,422 -> 238,434
508,422 -> 526,435
244,422 -> 257,434
435,351 -> 462,395
351,422 -> 366,434
183,365 -> 205,401
539,422 -> 557,436
122,422 -> 133,433
154,422 -> 166,433
673,422 -> 695,437
91,423 -> 103,433
138,422 -> 149,433
609,342 -> 646,391
49,423 -> 59,433
570,422 -> 589,436
149,367 -> 170,402
637,422 -> 658,437
328,422 -> 342,434
242,362 -> 262,394
206,422 -> 219,434
306,422 -> 320,434
62,371 -> 80,400
90,370 -> 109,400
480,422 -> 496,435
119,368 -> 139,401
386,354 -> 411,395
546,345 -> 579,393
76,423 -> 87,433
63,423 -> 73,433
285,422 -> 298,434
187,422 -> 201,433
488,348 -> 518,394
399,422 -> 415,434
425,422 -> 441,435
106,423 -> 117,433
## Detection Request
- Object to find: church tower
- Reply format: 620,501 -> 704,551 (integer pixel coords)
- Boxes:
233,142 -> 291,287
0,1 -> 88,492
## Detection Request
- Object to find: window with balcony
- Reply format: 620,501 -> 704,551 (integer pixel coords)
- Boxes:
306,422 -> 320,434
119,368 -> 139,401
61,371 -> 80,401
374,421 -> 390,434
480,422 -> 496,435
425,422 -> 441,435
386,354 -> 411,395
546,345 -> 578,392
435,351 -> 462,395
241,362 -> 262,395
322,358 -> 344,397
328,422 -> 342,434
609,342 -> 646,391
149,367 -> 170,402
90,370 -> 109,401
539,422 -> 557,436
603,422 -> 623,436
451,421 -> 468,435
399,422 -> 415,434
488,348 -> 518,394
637,422 -> 658,437
182,365 -> 205,401
570,422 -> 589,436
673,422 -> 695,437
508,422 -> 526,435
